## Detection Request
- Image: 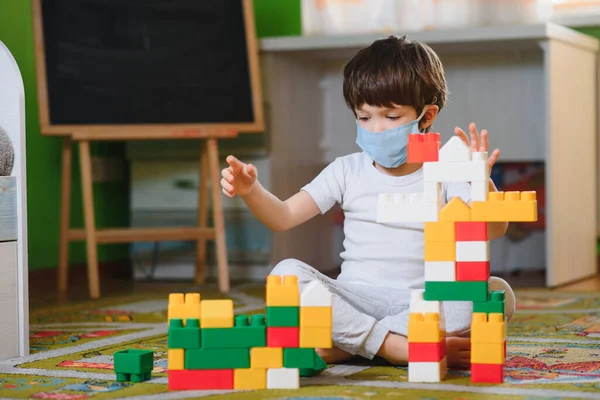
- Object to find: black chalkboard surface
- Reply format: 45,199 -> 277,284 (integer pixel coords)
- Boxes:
39,0 -> 257,127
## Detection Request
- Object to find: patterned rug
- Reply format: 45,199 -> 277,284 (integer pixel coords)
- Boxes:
1,283 -> 600,399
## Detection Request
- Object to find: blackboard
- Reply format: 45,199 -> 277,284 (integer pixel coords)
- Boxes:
36,0 -> 261,130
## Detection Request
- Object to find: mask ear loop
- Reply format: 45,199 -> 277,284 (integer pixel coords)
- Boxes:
420,97 -> 438,133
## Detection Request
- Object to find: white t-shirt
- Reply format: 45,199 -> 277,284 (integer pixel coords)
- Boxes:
301,152 -> 472,290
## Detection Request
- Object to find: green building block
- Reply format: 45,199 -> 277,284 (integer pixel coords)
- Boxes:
473,290 -> 505,317
185,348 -> 250,370
114,349 -> 154,382
202,314 -> 266,348
299,351 -> 328,377
284,348 -> 315,368
266,306 -> 299,327
424,281 -> 488,302
168,318 -> 201,349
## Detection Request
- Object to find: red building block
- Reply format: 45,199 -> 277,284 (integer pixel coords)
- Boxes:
168,369 -> 233,390
408,340 -> 446,362
407,133 -> 440,163
456,261 -> 490,281
456,222 -> 488,241
267,327 -> 299,348
471,363 -> 503,383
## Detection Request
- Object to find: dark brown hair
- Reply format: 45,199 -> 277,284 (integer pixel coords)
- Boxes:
343,35 -> 448,116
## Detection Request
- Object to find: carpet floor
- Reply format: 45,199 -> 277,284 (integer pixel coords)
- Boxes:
1,283 -> 599,399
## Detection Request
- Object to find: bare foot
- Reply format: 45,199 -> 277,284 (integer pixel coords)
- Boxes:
376,332 -> 409,365
316,346 -> 354,364
446,336 -> 470,368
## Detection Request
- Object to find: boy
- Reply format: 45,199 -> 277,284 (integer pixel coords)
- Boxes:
220,35 -> 515,368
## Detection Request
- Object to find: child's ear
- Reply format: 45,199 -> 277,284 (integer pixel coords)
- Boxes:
421,105 -> 439,130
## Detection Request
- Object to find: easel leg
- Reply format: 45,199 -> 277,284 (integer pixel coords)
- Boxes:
58,137 -> 72,299
79,141 -> 100,299
195,142 -> 209,284
207,139 -> 230,293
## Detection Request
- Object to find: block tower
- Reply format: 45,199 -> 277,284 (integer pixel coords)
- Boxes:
166,276 -> 331,390
379,132 -> 537,383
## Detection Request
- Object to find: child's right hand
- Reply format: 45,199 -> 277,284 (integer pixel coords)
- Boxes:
221,155 -> 258,198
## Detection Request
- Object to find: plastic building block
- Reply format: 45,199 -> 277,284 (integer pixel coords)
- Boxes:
114,349 -> 154,382
456,261 -> 490,281
250,347 -> 283,369
284,348 -> 316,368
424,181 -> 441,202
472,313 -> 505,344
473,291 -> 505,317
408,357 -> 447,382
472,151 -> 488,161
424,241 -> 455,261
300,327 -> 332,348
168,349 -> 184,370
471,363 -> 503,383
266,368 -> 300,389
168,369 -> 233,390
300,306 -> 332,328
439,136 -> 471,162
200,299 -> 234,328
266,275 -> 299,306
408,133 -> 440,163
377,192 -> 439,223
299,352 -> 328,377
185,348 -> 250,370
456,222 -> 488,241
424,222 -> 455,242
439,197 -> 471,222
408,340 -> 446,362
267,327 -> 299,347
409,290 -> 442,315
423,160 -> 487,182
471,191 -> 537,222
234,368 -> 266,389
424,261 -> 456,281
456,241 -> 490,262
300,280 -> 332,307
471,180 -> 488,202
424,281 -> 488,302
266,306 -> 299,327
471,342 -> 504,364
202,314 -> 266,349
408,313 -> 445,343
168,318 -> 201,349
168,293 -> 201,326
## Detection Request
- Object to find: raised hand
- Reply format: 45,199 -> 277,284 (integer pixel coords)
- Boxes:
454,122 -> 500,171
221,155 -> 258,198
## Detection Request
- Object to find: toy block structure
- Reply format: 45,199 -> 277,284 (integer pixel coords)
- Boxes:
167,275 -> 332,391
381,132 -> 537,383
114,349 -> 154,382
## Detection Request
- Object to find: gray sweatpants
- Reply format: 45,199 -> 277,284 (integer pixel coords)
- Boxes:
271,258 -> 516,360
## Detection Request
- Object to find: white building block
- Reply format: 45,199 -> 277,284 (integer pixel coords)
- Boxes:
424,261 -> 456,282
377,193 -> 439,223
424,181 -> 441,203
267,368 -> 299,389
300,280 -> 332,307
471,180 -> 488,202
456,241 -> 490,262
409,289 -> 441,314
439,136 -> 471,162
472,151 -> 488,162
408,357 -> 448,382
423,161 -> 488,183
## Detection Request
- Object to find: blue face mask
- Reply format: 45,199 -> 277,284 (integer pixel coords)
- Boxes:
356,106 -> 429,168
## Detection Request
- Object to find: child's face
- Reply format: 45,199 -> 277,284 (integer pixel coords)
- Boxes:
355,103 -> 419,133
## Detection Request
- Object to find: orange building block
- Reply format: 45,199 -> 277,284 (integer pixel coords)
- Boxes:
200,299 -> 234,328
266,275 -> 300,306
168,293 -> 201,326
299,327 -> 332,348
471,342 -> 505,364
408,313 -> 445,343
424,241 -> 456,261
424,222 -> 455,242
471,191 -> 537,222
300,307 -> 332,328
472,313 -> 505,344
250,347 -> 283,369
234,368 -> 267,389
168,349 -> 185,370
439,197 -> 471,222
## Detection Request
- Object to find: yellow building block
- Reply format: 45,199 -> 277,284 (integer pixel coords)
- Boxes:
471,191 -> 537,222
250,347 -> 283,369
234,368 -> 266,389
266,275 -> 299,306
168,349 -> 185,370
472,313 -> 505,344
424,222 -> 455,242
200,299 -> 234,328
300,306 -> 332,328
299,327 -> 332,348
471,342 -> 505,364
407,313 -> 445,343
168,293 -> 201,326
424,241 -> 456,261
439,197 -> 471,222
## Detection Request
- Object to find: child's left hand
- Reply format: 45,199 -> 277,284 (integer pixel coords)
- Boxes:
454,122 -> 500,172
